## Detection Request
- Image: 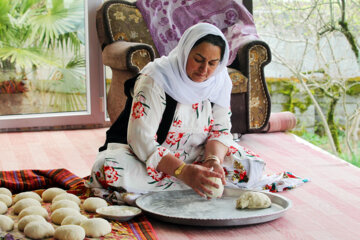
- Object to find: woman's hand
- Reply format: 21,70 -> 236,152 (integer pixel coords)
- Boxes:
177,163 -> 222,198
202,159 -> 226,185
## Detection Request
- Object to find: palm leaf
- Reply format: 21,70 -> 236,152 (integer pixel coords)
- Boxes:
0,45 -> 58,69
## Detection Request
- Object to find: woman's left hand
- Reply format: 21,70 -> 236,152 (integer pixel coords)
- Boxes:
202,160 -> 226,185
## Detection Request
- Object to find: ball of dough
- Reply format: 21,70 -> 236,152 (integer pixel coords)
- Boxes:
205,177 -> 224,198
236,191 -> 272,209
42,187 -> 66,202
0,215 -> 14,231
13,198 -> 41,214
52,193 -> 81,205
0,188 -> 12,198
0,201 -> 8,214
54,225 -> 86,240
17,215 -> 47,232
0,194 -> 12,207
14,191 -> 41,203
18,206 -> 48,219
80,218 -> 112,237
61,215 -> 87,226
83,197 -> 108,213
51,207 -> 81,225
24,221 -> 54,239
51,199 -> 80,212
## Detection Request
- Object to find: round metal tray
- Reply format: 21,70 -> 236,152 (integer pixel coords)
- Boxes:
135,188 -> 292,227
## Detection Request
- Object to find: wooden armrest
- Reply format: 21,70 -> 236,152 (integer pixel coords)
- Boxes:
102,41 -> 155,72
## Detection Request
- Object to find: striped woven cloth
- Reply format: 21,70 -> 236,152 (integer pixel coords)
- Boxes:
0,168 -> 84,193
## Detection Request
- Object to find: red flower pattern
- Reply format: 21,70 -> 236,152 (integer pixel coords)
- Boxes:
208,130 -> 229,139
245,148 -> 260,157
192,103 -> 198,110
174,152 -> 180,158
226,146 -> 239,156
158,147 -> 167,157
104,166 -> 119,183
147,166 -> 170,181
132,101 -> 145,119
165,132 -> 184,145
172,119 -> 182,128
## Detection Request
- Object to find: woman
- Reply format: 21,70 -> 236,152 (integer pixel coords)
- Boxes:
86,23 -> 265,202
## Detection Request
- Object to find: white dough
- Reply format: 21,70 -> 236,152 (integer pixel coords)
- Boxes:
51,207 -> 81,225
18,206 -> 48,219
54,225 -> 86,240
0,201 -> 8,214
236,191 -> 272,209
205,177 -> 224,198
17,215 -> 47,232
80,218 -> 112,237
61,215 -> 87,226
14,191 -> 41,203
0,215 -> 14,231
13,198 -> 41,214
52,193 -> 81,205
83,197 -> 108,213
51,199 -> 80,212
24,221 -> 54,239
0,194 -> 12,207
0,188 -> 12,198
42,187 -> 66,202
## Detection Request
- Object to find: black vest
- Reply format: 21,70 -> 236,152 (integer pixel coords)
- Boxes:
99,74 -> 177,151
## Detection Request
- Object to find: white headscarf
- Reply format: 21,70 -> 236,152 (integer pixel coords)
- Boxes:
140,23 -> 232,108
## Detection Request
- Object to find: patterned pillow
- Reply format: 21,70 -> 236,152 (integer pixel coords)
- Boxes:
97,0 -> 159,57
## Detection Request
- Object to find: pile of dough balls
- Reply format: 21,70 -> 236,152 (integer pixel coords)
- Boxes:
47,190 -> 111,239
0,188 -> 14,231
236,191 -> 272,209
0,187 -> 112,239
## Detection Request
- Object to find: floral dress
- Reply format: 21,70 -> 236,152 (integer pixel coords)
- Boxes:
86,75 -> 265,198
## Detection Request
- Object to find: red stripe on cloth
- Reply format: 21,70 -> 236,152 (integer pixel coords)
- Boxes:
0,169 -> 85,193
120,215 -> 158,240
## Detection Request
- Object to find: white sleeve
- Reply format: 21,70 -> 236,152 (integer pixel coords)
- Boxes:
208,104 -> 234,146
127,75 -> 171,171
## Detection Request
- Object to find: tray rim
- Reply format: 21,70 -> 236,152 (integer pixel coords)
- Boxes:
135,188 -> 292,227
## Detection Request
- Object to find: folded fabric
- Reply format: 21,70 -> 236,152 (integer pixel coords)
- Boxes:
0,168 -> 84,193
136,0 -> 259,64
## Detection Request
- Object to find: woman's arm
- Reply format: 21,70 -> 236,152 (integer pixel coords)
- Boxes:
202,140 -> 228,184
156,153 -> 223,197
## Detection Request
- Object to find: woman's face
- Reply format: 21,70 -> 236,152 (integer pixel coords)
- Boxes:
186,42 -> 221,82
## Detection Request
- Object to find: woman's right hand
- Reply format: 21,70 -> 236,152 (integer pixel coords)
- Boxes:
177,164 -> 223,198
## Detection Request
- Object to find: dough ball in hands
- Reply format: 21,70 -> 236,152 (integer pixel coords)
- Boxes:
18,215 -> 47,232
51,207 -> 81,225
80,218 -> 112,238
14,191 -> 41,203
24,221 -> 54,239
52,193 -> 81,206
42,187 -> 66,202
236,191 -> 271,209
18,206 -> 48,219
0,188 -> 12,198
0,194 -> 12,207
61,214 -> 87,226
0,215 -> 14,231
54,225 -> 86,240
13,198 -> 41,214
204,177 -> 224,198
83,197 -> 108,213
51,199 -> 80,212
0,201 -> 8,214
